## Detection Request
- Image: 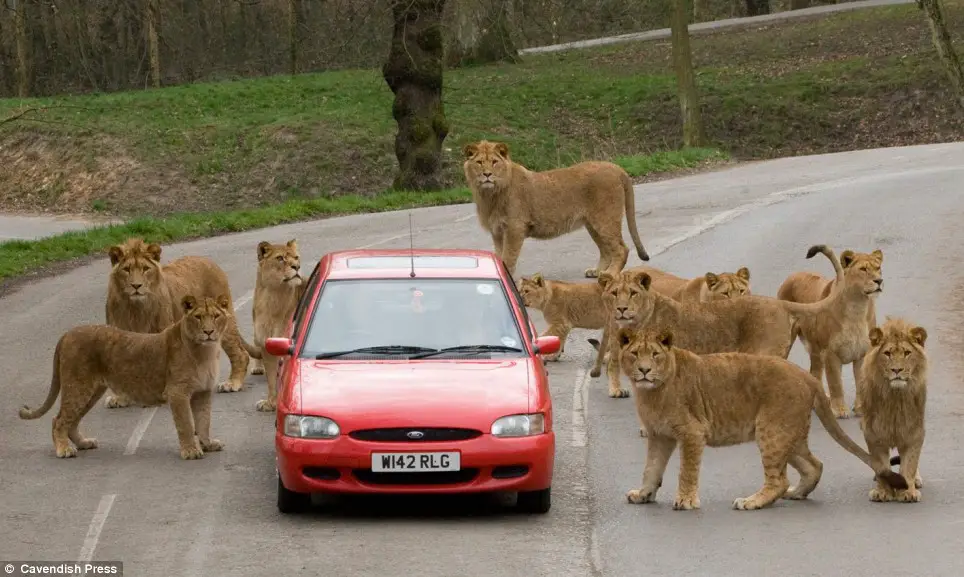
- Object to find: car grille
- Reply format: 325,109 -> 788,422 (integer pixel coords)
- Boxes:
349,427 -> 483,442
352,468 -> 480,485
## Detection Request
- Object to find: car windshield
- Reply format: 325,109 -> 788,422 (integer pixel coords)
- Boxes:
300,278 -> 527,359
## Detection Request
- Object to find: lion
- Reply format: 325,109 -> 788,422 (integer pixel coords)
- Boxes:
614,327 -> 908,511
249,240 -> 305,412
19,295 -> 231,460
462,140 -> 650,279
104,238 -> 261,408
856,317 -> 927,503
777,248 -> 883,416
671,267 -> 752,304
516,266 -> 687,365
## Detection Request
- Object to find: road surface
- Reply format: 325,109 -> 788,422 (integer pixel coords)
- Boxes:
3,142 -> 964,577
0,214 -> 122,241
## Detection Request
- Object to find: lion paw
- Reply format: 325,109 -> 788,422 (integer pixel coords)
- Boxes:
896,488 -> 921,503
56,445 -> 78,458
589,367 -> 601,378
250,359 -> 265,375
200,438 -> 224,452
672,493 -> 700,511
608,388 -> 630,399
216,380 -> 244,393
638,427 -> 649,438
104,394 -> 134,409
831,402 -> 852,419
180,444 -> 205,460
869,487 -> 895,502
915,473 -> 923,489
732,496 -> 765,510
584,267 -> 599,279
75,438 -> 98,451
782,485 -> 809,500
626,488 -> 657,504
256,398 -> 277,412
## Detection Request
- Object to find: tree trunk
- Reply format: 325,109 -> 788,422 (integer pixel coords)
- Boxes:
288,0 -> 302,75
14,0 -> 30,97
693,0 -> 708,22
917,0 -> 964,109
670,0 -> 706,147
383,0 -> 450,191
145,0 -> 161,88
744,0 -> 770,15
447,0 -> 519,67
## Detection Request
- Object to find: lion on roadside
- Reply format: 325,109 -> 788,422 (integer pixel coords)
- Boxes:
671,267 -> 752,304
462,140 -> 650,279
614,327 -> 908,511
516,266 -> 687,366
249,240 -> 305,413
103,238 -> 261,408
777,248 -> 883,416
856,317 -> 928,503
19,295 -> 231,460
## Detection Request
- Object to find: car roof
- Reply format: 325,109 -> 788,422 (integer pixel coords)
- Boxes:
318,248 -> 506,280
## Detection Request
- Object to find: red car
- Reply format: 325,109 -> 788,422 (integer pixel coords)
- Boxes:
266,248 -> 561,515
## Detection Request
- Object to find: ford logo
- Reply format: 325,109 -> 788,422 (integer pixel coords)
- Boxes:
406,431 -> 425,439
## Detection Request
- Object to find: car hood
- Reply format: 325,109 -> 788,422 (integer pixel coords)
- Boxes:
294,359 -> 533,431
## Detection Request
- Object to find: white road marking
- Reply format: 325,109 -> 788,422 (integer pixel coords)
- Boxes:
571,368 -> 589,448
455,213 -> 476,223
77,494 -> 116,563
123,407 -> 159,456
233,290 -> 253,310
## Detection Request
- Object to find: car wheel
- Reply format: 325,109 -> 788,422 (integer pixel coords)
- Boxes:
277,474 -> 311,514
516,487 -> 551,514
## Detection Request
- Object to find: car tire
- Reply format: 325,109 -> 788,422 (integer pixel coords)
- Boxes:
516,487 -> 551,514
277,474 -> 311,514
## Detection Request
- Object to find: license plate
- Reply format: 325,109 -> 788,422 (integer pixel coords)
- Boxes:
371,451 -> 460,472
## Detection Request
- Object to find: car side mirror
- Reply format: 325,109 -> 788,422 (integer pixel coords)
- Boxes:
533,336 -> 560,356
265,337 -> 294,357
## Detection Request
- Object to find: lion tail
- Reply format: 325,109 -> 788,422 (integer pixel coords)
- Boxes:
241,334 -> 263,359
811,379 -> 908,490
779,244 -> 848,318
805,243 -> 845,288
587,331 -> 608,378
19,339 -> 64,420
621,172 -> 650,262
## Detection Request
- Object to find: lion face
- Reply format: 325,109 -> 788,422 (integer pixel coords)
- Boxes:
462,140 -> 511,192
868,318 -> 927,390
516,273 -> 550,309
704,267 -> 751,300
598,270 -> 654,328
257,239 -> 302,288
108,239 -> 163,301
181,294 -> 231,346
616,328 -> 676,391
841,249 -> 883,297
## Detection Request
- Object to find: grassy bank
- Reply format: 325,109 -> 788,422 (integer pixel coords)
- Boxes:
2,0 -> 962,218
0,147 -> 725,284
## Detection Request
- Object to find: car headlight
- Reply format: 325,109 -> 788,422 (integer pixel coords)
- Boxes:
491,413 -> 545,437
283,415 -> 340,439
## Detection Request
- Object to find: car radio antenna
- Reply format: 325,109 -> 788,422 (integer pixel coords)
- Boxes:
408,212 -> 416,278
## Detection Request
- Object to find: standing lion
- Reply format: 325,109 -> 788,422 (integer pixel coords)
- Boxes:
462,140 -> 650,279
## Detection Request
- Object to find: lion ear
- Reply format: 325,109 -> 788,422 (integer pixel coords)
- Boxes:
871,249 -> 883,265
597,271 -> 615,289
632,271 -> 652,291
108,245 -> 125,266
840,250 -> 855,269
658,330 -> 674,349
215,294 -> 231,311
704,272 -> 719,289
257,241 -> 271,261
616,327 -> 635,350
462,143 -> 479,159
145,242 -> 162,262
531,272 -> 544,287
868,327 -> 883,347
736,267 -> 750,281
493,142 -> 509,159
181,295 -> 197,312
286,239 -> 298,250
909,326 -> 927,347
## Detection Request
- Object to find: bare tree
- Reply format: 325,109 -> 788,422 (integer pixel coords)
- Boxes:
669,0 -> 706,146
383,0 -> 450,191
916,0 -> 964,108
447,0 -> 519,67
13,0 -> 30,97
744,0 -> 770,15
146,0 -> 161,88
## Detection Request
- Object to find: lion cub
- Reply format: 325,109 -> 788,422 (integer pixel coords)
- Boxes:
615,327 -> 908,511
19,295 -> 230,460
250,240 -> 305,412
671,267 -> 751,304
857,317 -> 928,503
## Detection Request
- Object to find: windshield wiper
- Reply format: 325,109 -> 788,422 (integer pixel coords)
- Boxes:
408,344 -> 524,359
315,345 -> 438,359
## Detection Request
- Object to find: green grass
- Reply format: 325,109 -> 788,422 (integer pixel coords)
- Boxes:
0,147 -> 725,283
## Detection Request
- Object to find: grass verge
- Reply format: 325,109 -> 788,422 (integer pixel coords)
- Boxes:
0,147 -> 727,285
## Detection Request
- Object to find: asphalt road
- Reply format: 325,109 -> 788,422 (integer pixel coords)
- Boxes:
3,141 -> 964,577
